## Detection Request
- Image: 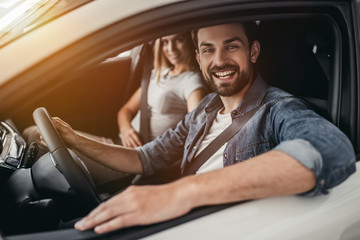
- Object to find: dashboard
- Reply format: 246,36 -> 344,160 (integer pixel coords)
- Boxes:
0,121 -> 26,177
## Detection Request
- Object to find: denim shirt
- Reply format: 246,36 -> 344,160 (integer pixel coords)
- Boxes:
137,75 -> 356,196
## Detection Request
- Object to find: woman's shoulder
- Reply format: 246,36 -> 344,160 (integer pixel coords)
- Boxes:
181,70 -> 202,79
178,70 -> 203,84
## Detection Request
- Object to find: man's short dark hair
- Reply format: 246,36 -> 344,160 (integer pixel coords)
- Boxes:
191,22 -> 259,51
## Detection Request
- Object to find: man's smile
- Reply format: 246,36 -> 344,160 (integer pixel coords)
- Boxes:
212,70 -> 236,80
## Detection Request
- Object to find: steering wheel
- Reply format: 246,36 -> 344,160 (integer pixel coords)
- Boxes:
33,107 -> 100,212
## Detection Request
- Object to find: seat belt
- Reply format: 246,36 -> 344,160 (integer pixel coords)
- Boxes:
139,43 -> 153,144
181,105 -> 262,176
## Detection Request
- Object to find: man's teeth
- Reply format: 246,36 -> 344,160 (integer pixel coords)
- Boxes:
214,70 -> 235,78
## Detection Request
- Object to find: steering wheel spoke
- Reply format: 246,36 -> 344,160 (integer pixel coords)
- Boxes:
33,107 -> 100,212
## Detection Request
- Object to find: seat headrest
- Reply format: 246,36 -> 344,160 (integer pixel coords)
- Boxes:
256,20 -> 330,100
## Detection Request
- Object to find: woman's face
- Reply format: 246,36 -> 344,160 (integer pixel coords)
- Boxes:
161,33 -> 189,66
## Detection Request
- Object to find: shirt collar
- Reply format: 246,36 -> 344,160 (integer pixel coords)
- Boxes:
237,74 -> 268,114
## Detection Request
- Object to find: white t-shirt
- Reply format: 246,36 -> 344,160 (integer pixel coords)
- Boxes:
132,68 -> 205,140
196,108 -> 232,174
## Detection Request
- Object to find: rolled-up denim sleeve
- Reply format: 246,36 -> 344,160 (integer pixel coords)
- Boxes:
273,98 -> 356,196
136,146 -> 155,176
274,139 -> 324,196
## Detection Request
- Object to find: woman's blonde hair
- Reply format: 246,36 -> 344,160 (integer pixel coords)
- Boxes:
153,32 -> 198,82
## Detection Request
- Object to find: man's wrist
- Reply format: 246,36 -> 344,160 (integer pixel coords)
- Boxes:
69,133 -> 86,151
172,175 -> 204,209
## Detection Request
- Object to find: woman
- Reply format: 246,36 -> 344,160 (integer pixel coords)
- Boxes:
118,32 -> 207,147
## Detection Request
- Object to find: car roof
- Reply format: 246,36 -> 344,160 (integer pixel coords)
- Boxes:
0,0 -> 94,47
1,0 -> 336,87
0,0 -> 180,87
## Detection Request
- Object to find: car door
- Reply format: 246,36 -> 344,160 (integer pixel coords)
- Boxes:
1,0 -> 360,239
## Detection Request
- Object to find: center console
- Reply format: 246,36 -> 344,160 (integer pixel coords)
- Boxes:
0,122 -> 27,180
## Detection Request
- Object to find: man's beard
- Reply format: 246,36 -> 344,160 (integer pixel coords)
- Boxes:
204,63 -> 253,97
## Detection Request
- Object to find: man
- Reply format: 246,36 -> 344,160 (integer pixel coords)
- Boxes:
51,22 -> 356,234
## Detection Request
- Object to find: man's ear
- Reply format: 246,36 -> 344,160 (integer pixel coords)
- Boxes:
250,40 -> 261,63
195,50 -> 201,69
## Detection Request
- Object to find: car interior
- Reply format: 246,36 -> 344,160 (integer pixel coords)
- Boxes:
257,18 -> 332,119
9,17 -> 337,139
0,13 -> 346,237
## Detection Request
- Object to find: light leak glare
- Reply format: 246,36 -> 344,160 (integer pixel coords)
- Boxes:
0,0 -> 42,32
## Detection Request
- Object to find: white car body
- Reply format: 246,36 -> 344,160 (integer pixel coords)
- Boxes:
147,163 -> 360,239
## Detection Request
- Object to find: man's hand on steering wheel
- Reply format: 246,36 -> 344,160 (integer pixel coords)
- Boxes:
33,107 -> 100,211
50,117 -> 80,148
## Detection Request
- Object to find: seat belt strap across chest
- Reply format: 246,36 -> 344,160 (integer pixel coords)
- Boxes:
139,43 -> 153,144
181,105 -> 262,176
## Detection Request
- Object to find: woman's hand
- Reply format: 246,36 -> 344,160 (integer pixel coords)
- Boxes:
120,127 -> 143,148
